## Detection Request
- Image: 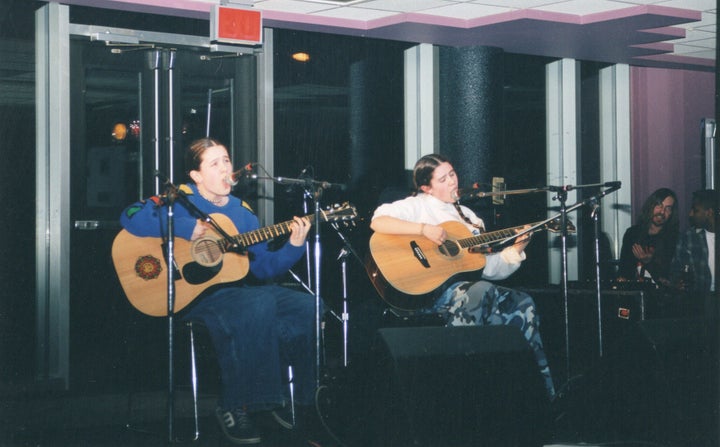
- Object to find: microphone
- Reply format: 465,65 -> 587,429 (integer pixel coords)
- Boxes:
492,177 -> 505,205
286,166 -> 312,193
452,184 -> 481,202
226,162 -> 257,186
604,181 -> 621,189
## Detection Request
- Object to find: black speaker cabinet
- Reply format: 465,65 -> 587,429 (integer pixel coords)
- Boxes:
559,317 -> 719,446
524,287 -> 650,383
366,325 -> 551,447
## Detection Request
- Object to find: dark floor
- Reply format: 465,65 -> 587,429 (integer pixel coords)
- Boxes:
0,384 -> 717,447
1,293 -> 718,447
2,329 -> 719,447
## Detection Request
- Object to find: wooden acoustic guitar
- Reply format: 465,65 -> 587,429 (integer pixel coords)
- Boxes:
112,202 -> 357,316
366,218 -> 573,311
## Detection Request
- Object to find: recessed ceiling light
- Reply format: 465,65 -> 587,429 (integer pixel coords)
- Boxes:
292,52 -> 310,62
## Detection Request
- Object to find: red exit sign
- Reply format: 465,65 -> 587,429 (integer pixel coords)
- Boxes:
210,5 -> 262,45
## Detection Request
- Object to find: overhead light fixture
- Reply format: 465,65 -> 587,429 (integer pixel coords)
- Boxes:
112,122 -> 128,141
292,52 -> 310,62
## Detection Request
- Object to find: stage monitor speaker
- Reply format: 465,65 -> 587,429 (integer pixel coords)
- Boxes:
559,317 -> 719,446
525,287 -> 650,382
367,325 -> 551,447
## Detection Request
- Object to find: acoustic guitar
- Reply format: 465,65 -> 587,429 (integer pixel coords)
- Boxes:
112,202 -> 357,316
366,218 -> 573,311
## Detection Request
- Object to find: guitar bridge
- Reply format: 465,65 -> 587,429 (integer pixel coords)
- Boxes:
410,241 -> 430,268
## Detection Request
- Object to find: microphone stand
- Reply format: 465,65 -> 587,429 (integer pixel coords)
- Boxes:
310,182 -> 323,388
544,182 -> 621,390
157,173 -> 240,443
589,198 -> 603,358
302,188 -> 314,291
283,169 -> 315,294
329,222 -> 363,367
254,173 -> 346,387
547,185 -> 571,390
464,182 -> 621,390
163,185 -> 177,443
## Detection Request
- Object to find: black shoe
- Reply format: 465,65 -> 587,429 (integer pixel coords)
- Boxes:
215,407 -> 262,445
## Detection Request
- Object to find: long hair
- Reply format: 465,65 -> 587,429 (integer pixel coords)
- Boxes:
412,154 -> 449,193
638,187 -> 679,235
184,137 -> 225,180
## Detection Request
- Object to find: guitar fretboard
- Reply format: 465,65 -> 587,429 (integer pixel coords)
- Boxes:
232,214 -> 318,247
458,221 -> 543,249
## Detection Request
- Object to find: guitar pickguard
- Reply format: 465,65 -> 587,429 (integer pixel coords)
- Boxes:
182,261 -> 223,285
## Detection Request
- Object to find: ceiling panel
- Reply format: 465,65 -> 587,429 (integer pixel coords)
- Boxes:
43,0 -> 720,72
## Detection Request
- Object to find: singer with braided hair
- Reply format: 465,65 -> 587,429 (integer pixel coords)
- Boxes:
370,153 -> 556,401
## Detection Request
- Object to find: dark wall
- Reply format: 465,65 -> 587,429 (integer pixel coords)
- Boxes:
0,1 -> 40,383
0,105 -> 36,382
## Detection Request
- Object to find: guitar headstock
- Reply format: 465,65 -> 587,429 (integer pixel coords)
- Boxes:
546,218 -> 577,234
322,202 -> 358,225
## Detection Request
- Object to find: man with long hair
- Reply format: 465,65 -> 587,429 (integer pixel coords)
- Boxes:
617,188 -> 679,286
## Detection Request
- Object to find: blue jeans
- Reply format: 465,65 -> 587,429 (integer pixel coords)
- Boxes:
183,284 -> 320,412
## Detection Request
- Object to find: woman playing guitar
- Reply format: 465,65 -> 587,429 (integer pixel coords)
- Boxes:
369,153 -> 556,401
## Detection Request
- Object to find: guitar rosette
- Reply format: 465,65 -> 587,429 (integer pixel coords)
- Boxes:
191,237 -> 224,267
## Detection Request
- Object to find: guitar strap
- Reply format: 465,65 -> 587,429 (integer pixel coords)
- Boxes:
453,202 -> 485,232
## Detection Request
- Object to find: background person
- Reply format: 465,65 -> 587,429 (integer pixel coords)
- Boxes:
671,189 -> 716,315
616,188 -> 679,286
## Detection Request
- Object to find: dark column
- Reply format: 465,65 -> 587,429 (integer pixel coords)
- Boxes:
347,48 -> 405,212
438,46 -> 504,190
348,59 -> 371,192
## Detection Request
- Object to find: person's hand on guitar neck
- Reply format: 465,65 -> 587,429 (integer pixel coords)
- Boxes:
510,225 -> 532,254
497,225 -> 531,264
289,216 -> 312,247
190,215 -> 311,246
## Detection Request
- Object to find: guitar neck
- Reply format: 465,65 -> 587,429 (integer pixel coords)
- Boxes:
232,213 -> 317,247
461,221 -> 543,248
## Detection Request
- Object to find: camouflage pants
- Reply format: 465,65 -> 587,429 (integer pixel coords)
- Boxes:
437,281 -> 556,400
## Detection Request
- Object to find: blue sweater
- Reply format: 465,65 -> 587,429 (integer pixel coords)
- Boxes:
120,184 -> 306,280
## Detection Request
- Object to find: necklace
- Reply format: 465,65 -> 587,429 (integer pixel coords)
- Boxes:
201,192 -> 225,205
